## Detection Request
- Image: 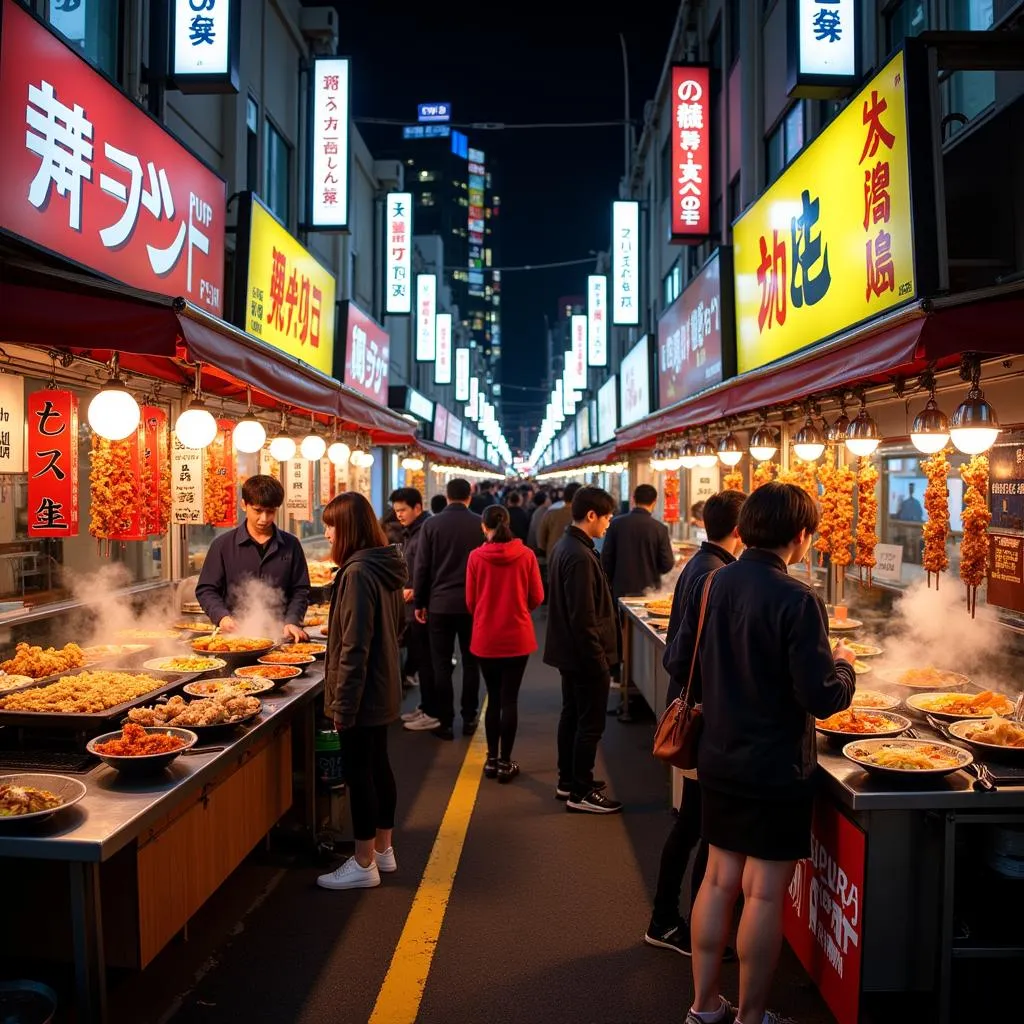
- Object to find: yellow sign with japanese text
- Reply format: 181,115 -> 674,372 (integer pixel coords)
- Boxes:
733,52 -> 914,374
242,199 -> 336,375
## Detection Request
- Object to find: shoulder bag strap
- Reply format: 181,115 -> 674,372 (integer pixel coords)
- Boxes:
682,568 -> 721,706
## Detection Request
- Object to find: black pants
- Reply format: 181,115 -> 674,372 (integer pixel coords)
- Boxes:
652,775 -> 708,928
405,618 -> 437,717
557,669 -> 611,797
479,654 -> 529,760
428,612 -> 480,728
339,724 -> 397,842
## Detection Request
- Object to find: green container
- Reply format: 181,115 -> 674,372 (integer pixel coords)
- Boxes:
315,729 -> 344,786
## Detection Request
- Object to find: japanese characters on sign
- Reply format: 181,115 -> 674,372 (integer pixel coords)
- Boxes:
657,249 -> 736,407
236,194 -> 337,376
455,348 -> 471,403
339,301 -> 391,404
308,56 -> 350,230
670,65 -> 710,239
587,275 -> 608,368
171,431 -> 205,524
285,459 -> 312,521
619,336 -> 650,427
416,275 -> 437,361
27,389 -> 78,537
733,52 -> 914,375
171,0 -> 239,93
597,375 -> 618,444
0,374 -> 26,474
988,533 -> 1024,614
612,201 -> 640,325
789,0 -> 859,98
435,313 -> 453,386
0,0 -> 226,314
570,315 -> 588,391
690,465 -> 721,504
384,192 -> 413,315
989,440 -> 1024,531
319,455 -> 336,507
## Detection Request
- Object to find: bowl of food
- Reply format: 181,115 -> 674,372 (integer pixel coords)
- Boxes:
842,737 -> 973,778
142,655 -> 227,677
851,689 -> 902,711
879,667 -> 972,691
830,638 -> 883,658
81,643 -> 152,666
235,664 -> 302,688
128,694 -> 262,735
183,677 -> 275,698
816,709 -> 911,743
947,718 -> 1024,762
275,641 -> 326,660
905,691 -> 1015,721
0,773 -> 87,824
87,723 -> 197,775
188,635 -> 277,668
258,651 -> 316,672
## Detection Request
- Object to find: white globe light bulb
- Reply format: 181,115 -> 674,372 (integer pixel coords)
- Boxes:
87,385 -> 141,441
232,417 -> 267,454
175,404 -> 218,449
269,435 -> 297,461
949,426 -> 999,455
327,442 -> 351,466
844,437 -> 880,458
793,442 -> 825,462
300,433 -> 327,461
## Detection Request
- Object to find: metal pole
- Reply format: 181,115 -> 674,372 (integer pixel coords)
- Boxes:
619,33 -> 631,184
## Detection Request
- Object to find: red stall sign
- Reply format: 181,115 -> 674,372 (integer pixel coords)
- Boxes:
27,389 -> 79,537
339,301 -> 391,404
0,0 -> 226,314
670,64 -> 710,241
663,473 -> 680,524
783,794 -> 865,1024
141,406 -> 170,537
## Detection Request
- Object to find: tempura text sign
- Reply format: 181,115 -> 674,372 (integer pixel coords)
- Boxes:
788,0 -> 860,99
235,194 -> 337,376
587,275 -> 608,367
27,389 -> 79,537
0,0 -> 226,314
308,56 -> 350,230
670,65 -> 710,240
612,201 -> 640,325
171,0 -> 240,93
384,192 -> 413,315
338,301 -> 390,405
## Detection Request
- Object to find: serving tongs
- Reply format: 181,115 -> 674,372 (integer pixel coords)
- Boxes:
925,713 -> 995,791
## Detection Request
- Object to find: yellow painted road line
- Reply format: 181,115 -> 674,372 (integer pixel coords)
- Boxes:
369,701 -> 489,1024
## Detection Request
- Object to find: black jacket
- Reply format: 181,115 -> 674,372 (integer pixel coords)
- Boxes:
543,526 -> 619,676
663,549 -> 855,799
470,492 -> 497,514
413,503 -> 483,614
325,545 -> 408,728
665,541 -> 737,656
507,505 -> 530,543
600,508 -> 676,599
400,510 -> 431,621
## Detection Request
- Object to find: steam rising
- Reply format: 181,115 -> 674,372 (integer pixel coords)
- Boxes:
219,576 -> 287,642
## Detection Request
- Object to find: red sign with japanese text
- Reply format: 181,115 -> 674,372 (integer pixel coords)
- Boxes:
141,406 -> 170,537
783,794 -> 865,1024
340,301 -> 391,405
670,65 -> 710,240
27,389 -> 79,537
0,0 -> 226,314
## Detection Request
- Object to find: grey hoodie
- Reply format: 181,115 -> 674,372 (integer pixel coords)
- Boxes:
324,544 -> 408,727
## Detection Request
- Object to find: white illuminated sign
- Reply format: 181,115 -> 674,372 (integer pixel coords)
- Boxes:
455,347 -> 471,401
172,0 -> 235,88
570,315 -> 588,390
587,275 -> 608,367
435,313 -> 453,385
597,375 -> 618,443
562,366 -> 576,416
619,336 -> 650,426
407,388 -> 434,422
790,0 -> 858,97
384,192 -> 412,315
612,200 -> 639,325
309,57 -> 350,230
415,274 -> 436,361
468,375 -> 479,418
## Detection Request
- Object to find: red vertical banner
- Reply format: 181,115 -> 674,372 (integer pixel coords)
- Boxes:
203,419 -> 237,527
141,406 -> 170,536
27,389 -> 79,536
663,473 -> 680,524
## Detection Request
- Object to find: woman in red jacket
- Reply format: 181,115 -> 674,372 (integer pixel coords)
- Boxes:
466,504 -> 544,783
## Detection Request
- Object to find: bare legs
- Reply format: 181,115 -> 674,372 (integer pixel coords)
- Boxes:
691,847 -> 743,1013
354,828 -> 394,868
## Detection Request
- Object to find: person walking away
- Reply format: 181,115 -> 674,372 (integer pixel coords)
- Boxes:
470,480 -> 497,514
664,483 -> 856,1024
466,505 -> 543,783
543,486 -> 622,814
538,482 -> 580,562
430,493 -> 448,515
526,490 -> 550,552
645,489 -> 747,956
601,484 -> 676,600
317,493 -> 408,891
506,490 -> 530,543
413,478 -> 484,739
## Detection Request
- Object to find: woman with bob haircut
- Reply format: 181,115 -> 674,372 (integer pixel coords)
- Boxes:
317,492 -> 409,891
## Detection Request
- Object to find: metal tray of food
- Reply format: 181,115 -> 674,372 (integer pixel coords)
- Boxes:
0,669 -> 197,731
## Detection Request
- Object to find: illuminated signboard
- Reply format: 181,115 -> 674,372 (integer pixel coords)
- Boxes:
415,274 -> 437,361
612,200 -> 640,325
435,313 -> 453,385
597,375 -> 618,443
171,0 -> 240,93
587,275 -> 608,367
570,314 -> 588,390
788,0 -> 860,99
433,405 -> 449,444
308,56 -> 350,230
418,101 -> 452,123
455,347 -> 471,401
403,125 -> 450,139
384,192 -> 412,315
670,64 -> 710,240
733,51 -> 934,375
620,336 -> 651,427
338,301 -> 390,405
575,406 -> 591,451
235,194 -> 336,375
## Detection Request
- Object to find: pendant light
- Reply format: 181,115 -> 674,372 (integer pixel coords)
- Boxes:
232,385 -> 267,454
663,440 -> 683,472
679,439 -> 699,470
950,360 -> 1000,455
910,373 -> 950,454
694,430 -> 719,468
174,364 -> 218,449
826,399 -> 851,445
844,396 -> 881,457
749,420 -> 778,462
269,410 -> 297,462
650,443 -> 667,472
87,354 -> 142,441
717,430 -> 744,467
300,412 -> 327,462
401,450 -> 424,471
328,439 -> 351,466
793,414 -> 826,462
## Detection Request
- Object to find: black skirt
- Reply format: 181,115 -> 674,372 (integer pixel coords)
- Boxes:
701,784 -> 814,862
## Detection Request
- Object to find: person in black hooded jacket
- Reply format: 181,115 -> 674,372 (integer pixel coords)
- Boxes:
317,492 -> 408,893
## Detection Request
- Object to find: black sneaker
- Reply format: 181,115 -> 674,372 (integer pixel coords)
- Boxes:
462,718 -> 478,736
555,779 -> 606,801
497,759 -> 519,784
432,725 -> 454,741
483,756 -> 498,779
566,789 -> 622,814
643,921 -> 692,956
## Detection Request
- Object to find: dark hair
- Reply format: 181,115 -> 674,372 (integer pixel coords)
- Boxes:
738,482 -> 820,550
690,500 -> 706,521
482,504 -> 513,542
634,484 -> 658,506
242,474 -> 284,509
572,486 -> 616,522
389,487 -> 422,509
563,481 -> 582,503
323,492 -> 389,566
534,490 -> 548,505
518,483 -> 533,494
507,490 -> 522,507
703,490 -> 747,543
430,494 -> 448,514
447,478 -> 472,502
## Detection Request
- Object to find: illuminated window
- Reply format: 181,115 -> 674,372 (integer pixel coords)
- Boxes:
485,249 -> 492,266
420,192 -> 435,206
418,170 -> 436,182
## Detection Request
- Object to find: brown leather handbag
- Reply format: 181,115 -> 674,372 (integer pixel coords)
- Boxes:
652,569 -> 719,770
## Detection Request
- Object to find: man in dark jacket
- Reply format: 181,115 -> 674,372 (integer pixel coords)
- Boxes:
469,481 -> 497,514
413,478 -> 484,739
543,486 -> 622,814
506,490 -> 530,542
601,484 -> 676,599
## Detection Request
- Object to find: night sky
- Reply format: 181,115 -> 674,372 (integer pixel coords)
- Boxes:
337,4 -> 681,446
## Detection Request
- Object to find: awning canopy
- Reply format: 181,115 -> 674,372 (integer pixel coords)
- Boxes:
418,438 -> 497,475
540,440 -> 621,475
614,290 -> 1024,451
0,275 -> 415,444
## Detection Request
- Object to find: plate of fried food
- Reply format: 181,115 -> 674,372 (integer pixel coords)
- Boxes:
114,628 -> 185,641
142,655 -> 227,675
0,774 -> 87,824
0,670 -> 170,718
307,560 -> 338,588
842,738 -> 973,778
828,617 -> 863,632
258,651 -> 316,671
183,676 -> 274,698
905,690 -> 1016,721
0,642 -> 85,679
128,693 -> 262,734
189,635 -> 277,668
172,620 -> 219,634
81,643 -> 152,665
87,723 -> 197,775
235,664 -> 302,688
879,667 -> 972,690
303,604 -> 330,628
277,641 -> 326,659
830,638 -> 883,658
816,708 -> 911,743
851,689 -> 902,711
947,718 -> 1024,761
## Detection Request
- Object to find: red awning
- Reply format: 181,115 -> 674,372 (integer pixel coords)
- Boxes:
541,440 -> 620,475
419,438 -> 496,475
615,291 -> 1024,450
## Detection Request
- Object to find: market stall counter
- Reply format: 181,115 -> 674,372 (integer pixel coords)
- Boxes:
0,667 -> 324,1024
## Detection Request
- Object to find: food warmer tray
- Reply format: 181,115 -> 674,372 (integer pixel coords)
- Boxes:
0,670 -> 198,731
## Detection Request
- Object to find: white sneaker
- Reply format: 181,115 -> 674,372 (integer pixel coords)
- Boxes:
374,847 -> 397,873
400,707 -> 425,723
404,714 -> 441,731
317,857 -> 381,890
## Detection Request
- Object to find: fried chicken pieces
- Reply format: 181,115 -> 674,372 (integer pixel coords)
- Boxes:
960,454 -> 991,616
0,642 -> 85,679
855,461 -> 880,583
129,694 -> 261,728
921,448 -> 951,584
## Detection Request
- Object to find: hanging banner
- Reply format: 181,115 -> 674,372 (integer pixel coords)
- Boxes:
384,192 -> 413,314
670,65 -> 711,240
286,458 -> 313,520
587,275 -> 608,367
435,312 -> 453,385
27,389 -> 78,536
171,431 -> 205,524
0,373 -> 25,474
455,347 -> 471,402
612,200 -> 640,325
788,0 -> 860,99
308,56 -> 350,230
416,274 -> 437,361
171,0 -> 241,94
570,314 -> 588,390
319,455 -> 336,506
663,472 -> 681,524
203,418 -> 236,527
141,406 -> 171,537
